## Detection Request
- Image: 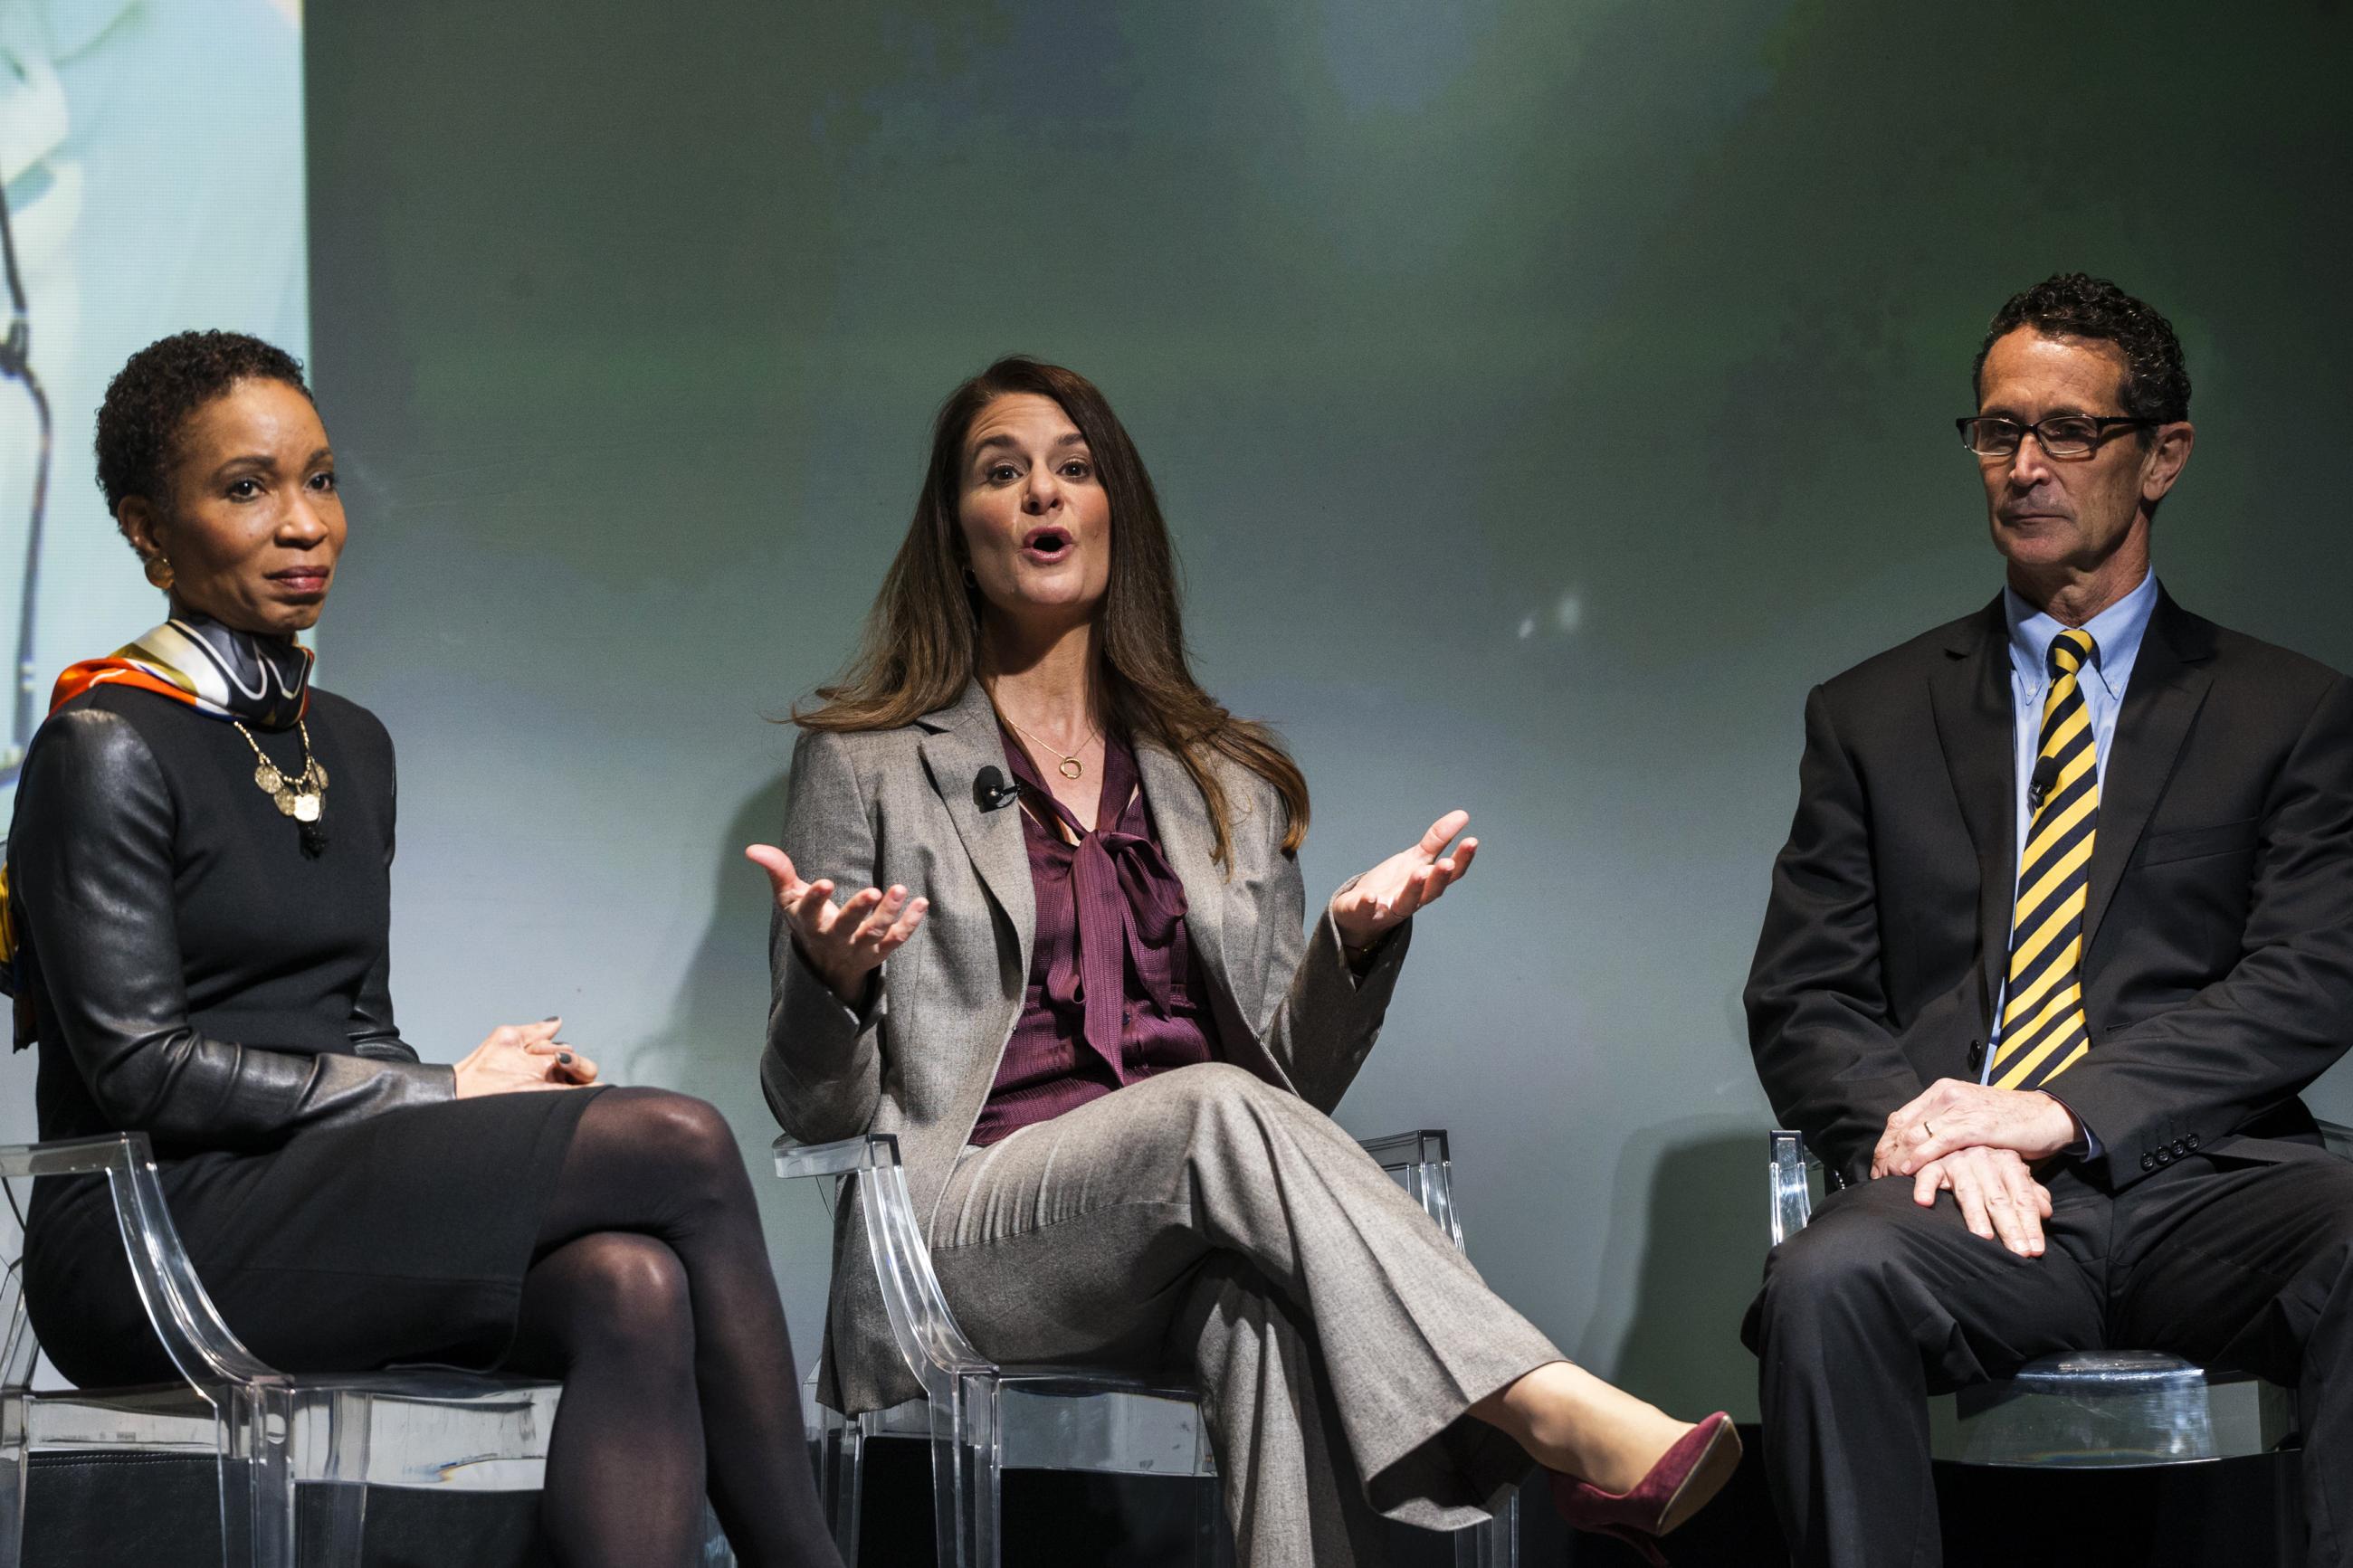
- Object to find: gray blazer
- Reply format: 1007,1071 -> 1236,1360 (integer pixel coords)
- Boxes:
762,679 -> 1413,1412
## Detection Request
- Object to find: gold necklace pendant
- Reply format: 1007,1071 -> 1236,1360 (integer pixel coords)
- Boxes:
998,708 -> 1097,784
235,720 -> 329,825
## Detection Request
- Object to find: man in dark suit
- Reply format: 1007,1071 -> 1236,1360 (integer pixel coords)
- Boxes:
1743,273 -> 2353,1566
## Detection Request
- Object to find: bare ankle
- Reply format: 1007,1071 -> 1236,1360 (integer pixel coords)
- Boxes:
1475,1362 -> 1690,1491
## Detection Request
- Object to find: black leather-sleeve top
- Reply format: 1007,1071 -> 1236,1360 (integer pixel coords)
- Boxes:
11,685 -> 454,1155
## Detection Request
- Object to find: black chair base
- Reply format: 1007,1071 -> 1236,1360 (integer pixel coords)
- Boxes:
24,1451 -> 548,1568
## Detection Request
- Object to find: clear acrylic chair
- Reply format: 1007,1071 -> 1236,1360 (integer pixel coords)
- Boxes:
777,1126 -> 1520,1568
1766,1128 -> 2304,1466
0,1131 -> 734,1566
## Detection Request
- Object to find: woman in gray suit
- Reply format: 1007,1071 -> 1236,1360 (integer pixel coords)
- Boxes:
750,357 -> 1736,1566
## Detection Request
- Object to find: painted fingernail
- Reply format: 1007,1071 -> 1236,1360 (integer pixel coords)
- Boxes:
557,1051 -> 574,1066
542,1015 -> 560,1022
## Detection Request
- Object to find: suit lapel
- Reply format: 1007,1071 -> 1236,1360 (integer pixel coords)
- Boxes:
1134,740 -> 1239,1019
916,682 -> 1034,979
1927,597 -> 2016,1022
2084,592 -> 2216,947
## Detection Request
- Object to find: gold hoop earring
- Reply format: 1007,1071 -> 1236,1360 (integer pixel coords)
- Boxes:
143,554 -> 175,591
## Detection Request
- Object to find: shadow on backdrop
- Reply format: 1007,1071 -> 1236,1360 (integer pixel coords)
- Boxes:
1580,1116 -> 1765,1423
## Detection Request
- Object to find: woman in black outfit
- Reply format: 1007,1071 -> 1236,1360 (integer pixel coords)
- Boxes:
6,331 -> 839,1568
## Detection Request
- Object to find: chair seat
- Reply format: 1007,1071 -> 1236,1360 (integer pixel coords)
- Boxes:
861,1376 -> 1219,1478
18,1373 -> 563,1492
1932,1350 -> 2296,1468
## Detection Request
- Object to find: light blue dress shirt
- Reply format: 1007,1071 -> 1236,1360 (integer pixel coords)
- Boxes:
1979,569 -> 2162,1155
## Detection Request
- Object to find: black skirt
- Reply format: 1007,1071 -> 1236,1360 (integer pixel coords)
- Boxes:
25,1086 -> 603,1387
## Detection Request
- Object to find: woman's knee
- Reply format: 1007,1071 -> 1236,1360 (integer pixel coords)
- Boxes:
1155,1060 -> 1284,1117
533,1232 -> 694,1360
595,1088 -> 746,1193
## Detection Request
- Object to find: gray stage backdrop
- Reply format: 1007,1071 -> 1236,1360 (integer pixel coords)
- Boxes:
18,2 -> 2349,1423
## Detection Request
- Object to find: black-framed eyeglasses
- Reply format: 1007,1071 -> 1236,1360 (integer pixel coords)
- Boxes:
1956,414 -> 2156,459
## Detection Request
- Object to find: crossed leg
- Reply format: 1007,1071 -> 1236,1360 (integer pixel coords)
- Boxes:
507,1087 -> 842,1568
929,1063 -> 1596,1567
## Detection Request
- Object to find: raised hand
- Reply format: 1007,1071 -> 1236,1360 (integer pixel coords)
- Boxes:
452,1018 -> 598,1098
745,843 -> 929,1006
1329,809 -> 1479,950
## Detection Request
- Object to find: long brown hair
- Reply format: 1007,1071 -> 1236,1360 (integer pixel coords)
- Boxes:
795,356 -> 1309,860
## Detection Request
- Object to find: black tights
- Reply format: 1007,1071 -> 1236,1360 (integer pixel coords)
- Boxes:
506,1087 -> 841,1568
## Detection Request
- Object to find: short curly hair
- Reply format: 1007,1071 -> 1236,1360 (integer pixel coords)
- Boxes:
94,330 -> 311,516
1971,273 -> 2190,429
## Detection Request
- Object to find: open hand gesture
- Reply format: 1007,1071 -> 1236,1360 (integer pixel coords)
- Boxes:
745,844 -> 929,1006
1329,810 -> 1479,949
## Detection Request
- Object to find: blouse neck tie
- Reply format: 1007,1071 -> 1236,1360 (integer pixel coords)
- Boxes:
1005,732 -> 1191,1079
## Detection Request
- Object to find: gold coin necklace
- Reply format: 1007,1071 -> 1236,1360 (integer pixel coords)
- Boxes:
1002,712 -> 1098,781
233,718 -> 330,857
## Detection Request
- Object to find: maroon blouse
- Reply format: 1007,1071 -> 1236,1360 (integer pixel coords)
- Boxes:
969,729 -> 1223,1145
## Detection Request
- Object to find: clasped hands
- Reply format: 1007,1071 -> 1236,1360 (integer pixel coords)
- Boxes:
452,1018 -> 599,1098
743,810 -> 1479,1008
1870,1079 -> 2081,1258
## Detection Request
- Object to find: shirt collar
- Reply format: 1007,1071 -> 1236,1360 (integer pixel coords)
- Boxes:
2005,568 -> 2160,704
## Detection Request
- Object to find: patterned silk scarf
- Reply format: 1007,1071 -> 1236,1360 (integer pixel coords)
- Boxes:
0,616 -> 313,1044
49,615 -> 313,729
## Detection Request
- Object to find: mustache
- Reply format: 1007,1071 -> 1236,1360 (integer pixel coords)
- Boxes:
1998,495 -> 2072,521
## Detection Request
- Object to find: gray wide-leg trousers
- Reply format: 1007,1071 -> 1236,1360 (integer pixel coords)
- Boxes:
928,1061 -> 1563,1568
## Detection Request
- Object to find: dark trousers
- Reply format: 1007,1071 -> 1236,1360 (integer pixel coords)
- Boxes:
1743,1138 -> 2353,1567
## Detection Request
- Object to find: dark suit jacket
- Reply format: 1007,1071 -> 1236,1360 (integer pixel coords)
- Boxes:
1747,588 -> 2353,1191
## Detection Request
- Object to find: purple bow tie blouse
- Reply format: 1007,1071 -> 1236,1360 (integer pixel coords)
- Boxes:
969,728 -> 1224,1146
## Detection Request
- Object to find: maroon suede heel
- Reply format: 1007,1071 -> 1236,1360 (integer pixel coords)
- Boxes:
1545,1411 -> 1741,1567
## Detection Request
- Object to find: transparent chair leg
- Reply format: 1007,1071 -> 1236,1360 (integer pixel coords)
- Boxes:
928,1374 -> 1001,1568
316,1388 -> 371,1564
958,1374 -> 1001,1568
1453,1487 -> 1519,1568
231,1383 -> 298,1568
840,1418 -> 866,1564
0,1393 -> 24,1568
217,1447 -> 251,1568
813,1402 -> 863,1564
929,1382 -> 963,1568
315,1481 -> 368,1561
1193,1474 -> 1235,1567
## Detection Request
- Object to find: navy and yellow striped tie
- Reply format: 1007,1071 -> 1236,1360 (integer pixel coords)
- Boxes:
1989,628 -> 2101,1090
